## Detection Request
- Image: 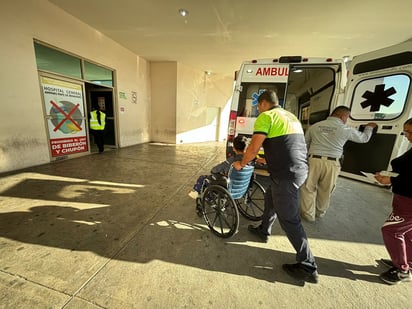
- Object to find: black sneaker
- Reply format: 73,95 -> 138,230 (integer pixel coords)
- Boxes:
380,258 -> 394,268
282,263 -> 319,284
379,267 -> 411,285
247,225 -> 268,243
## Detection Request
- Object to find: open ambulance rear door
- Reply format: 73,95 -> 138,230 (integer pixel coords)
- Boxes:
226,56 -> 346,158
340,40 -> 412,183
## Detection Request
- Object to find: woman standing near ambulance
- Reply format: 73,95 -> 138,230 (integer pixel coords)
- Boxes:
375,118 -> 412,285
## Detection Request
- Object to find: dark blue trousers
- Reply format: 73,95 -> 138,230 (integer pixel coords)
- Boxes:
261,176 -> 317,271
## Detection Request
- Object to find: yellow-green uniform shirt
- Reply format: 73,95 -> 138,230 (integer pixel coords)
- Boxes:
253,106 -> 308,179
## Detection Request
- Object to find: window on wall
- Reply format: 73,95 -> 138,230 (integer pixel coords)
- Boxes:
84,61 -> 113,87
350,74 -> 410,121
34,42 -> 82,79
33,41 -> 114,86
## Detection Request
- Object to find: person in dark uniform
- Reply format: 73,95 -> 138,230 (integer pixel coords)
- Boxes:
89,105 -> 106,153
233,90 -> 318,284
375,117 -> 412,285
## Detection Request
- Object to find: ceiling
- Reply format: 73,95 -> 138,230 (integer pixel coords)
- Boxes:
49,0 -> 412,77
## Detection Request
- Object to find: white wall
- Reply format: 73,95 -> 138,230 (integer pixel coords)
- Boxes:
150,62 -> 233,144
150,62 -> 177,143
0,0 -> 151,173
176,64 -> 209,143
176,63 -> 233,144
207,76 -> 234,142
117,56 -> 151,147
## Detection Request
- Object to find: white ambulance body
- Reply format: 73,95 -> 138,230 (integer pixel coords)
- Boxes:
227,42 -> 412,183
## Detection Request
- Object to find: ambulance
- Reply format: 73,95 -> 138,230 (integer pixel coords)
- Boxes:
226,40 -> 412,183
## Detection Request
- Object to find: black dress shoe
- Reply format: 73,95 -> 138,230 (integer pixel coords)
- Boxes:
247,225 -> 268,243
282,263 -> 319,284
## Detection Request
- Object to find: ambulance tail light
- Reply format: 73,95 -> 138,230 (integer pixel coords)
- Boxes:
228,111 -> 237,138
226,111 -> 238,157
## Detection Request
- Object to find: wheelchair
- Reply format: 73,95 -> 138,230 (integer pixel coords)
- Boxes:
196,165 -> 266,238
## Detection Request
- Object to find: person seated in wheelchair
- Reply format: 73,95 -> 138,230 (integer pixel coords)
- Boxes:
188,135 -> 248,199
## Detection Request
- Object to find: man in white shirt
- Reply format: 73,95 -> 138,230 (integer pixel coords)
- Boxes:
300,106 -> 377,222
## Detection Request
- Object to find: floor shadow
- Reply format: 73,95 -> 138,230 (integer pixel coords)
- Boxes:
115,217 -> 386,286
0,143 -> 393,287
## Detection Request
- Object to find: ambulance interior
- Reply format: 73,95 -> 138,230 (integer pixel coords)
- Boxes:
285,66 -> 341,131
236,65 -> 342,133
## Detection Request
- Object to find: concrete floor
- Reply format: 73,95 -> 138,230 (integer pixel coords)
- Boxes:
0,142 -> 409,309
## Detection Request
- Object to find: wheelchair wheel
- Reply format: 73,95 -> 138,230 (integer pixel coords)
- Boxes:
201,185 -> 239,238
235,179 -> 265,221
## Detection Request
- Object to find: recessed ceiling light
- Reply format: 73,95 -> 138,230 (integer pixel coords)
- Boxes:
178,9 -> 188,17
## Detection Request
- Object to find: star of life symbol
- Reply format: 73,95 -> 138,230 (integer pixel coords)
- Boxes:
251,89 -> 266,106
360,84 -> 396,112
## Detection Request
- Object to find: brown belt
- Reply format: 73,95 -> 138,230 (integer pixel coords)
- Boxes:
310,154 -> 338,161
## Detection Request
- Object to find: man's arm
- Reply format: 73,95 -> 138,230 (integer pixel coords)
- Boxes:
233,134 -> 266,170
348,123 -> 377,143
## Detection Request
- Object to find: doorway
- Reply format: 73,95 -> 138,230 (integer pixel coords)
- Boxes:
85,83 -> 117,152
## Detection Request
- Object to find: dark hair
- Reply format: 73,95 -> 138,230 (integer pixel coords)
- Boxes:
404,118 -> 412,125
331,106 -> 350,117
257,90 -> 279,106
233,135 -> 247,152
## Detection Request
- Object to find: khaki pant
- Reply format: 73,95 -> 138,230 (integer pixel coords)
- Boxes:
300,156 -> 341,221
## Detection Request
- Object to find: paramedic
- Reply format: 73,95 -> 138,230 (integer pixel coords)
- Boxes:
233,90 -> 318,284
300,106 -> 377,222
374,117 -> 412,285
